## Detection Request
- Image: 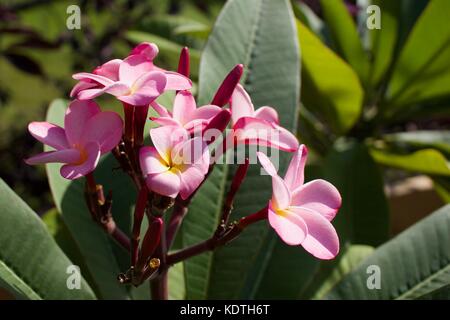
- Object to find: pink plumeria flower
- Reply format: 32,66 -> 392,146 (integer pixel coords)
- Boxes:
257,145 -> 341,260
139,126 -> 210,199
229,84 -> 299,152
25,100 -> 123,180
71,42 -> 192,106
150,90 -> 222,134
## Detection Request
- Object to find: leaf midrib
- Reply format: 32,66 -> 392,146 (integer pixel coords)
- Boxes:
0,257 -> 42,300
397,262 -> 450,299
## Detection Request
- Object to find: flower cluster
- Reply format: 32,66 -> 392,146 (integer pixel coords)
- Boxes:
26,42 -> 342,284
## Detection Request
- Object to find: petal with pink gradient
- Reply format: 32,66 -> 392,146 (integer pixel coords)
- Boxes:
151,117 -> 181,128
70,80 -> 99,98
60,142 -> 101,180
76,82 -> 130,100
271,175 -> 291,210
172,90 -> 196,125
164,71 -> 192,91
94,59 -> 122,81
150,126 -> 187,163
230,84 -> 255,125
119,54 -> 153,86
268,203 -> 308,246
72,72 -> 114,86
256,151 -> 278,176
291,179 -> 342,221
254,106 -> 279,124
118,71 -> 166,106
25,149 -> 80,165
178,166 -> 206,200
139,146 -> 169,176
234,117 -> 297,152
64,100 -> 100,146
81,111 -> 123,154
28,122 -> 68,150
150,101 -> 171,117
291,207 -> 340,259
130,42 -> 159,61
146,170 -> 181,198
284,144 -> 308,190
171,137 -> 210,172
192,105 -> 222,120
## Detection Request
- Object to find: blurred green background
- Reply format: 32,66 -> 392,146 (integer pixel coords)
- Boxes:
0,0 -> 225,213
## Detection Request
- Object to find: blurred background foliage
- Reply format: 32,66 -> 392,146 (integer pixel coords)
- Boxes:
0,0 -> 223,212
1,0 -> 450,300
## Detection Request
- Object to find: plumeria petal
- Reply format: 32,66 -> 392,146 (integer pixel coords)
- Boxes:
256,151 -> 278,176
70,80 -> 99,98
230,84 -> 255,125
76,82 -> 130,100
25,149 -> 80,165
72,72 -> 114,87
254,106 -> 279,123
192,105 -> 222,120
178,166 -> 206,200
130,42 -> 159,61
64,100 -> 100,146
28,122 -> 68,150
164,71 -> 192,91
146,170 -> 181,198
60,142 -> 101,180
81,111 -> 123,154
150,126 -> 188,164
151,117 -> 181,128
290,207 -> 340,260
118,71 -> 166,106
119,54 -> 153,86
291,179 -> 342,221
172,90 -> 196,125
284,145 -> 308,190
94,59 -> 122,81
150,101 -> 171,117
268,202 -> 308,246
271,175 -> 291,210
139,146 -> 169,175
171,137 -> 210,172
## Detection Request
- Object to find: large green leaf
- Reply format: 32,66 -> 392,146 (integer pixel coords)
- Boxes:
326,204 -> 450,299
323,141 -> 390,246
370,148 -> 450,177
298,20 -> 363,135
0,179 -> 96,300
319,0 -> 370,84
387,0 -> 450,112
305,245 -> 374,299
45,100 -> 133,299
182,0 -> 300,299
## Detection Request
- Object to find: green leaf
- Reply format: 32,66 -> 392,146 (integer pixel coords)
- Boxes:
383,131 -> 450,157
319,0 -> 370,84
323,141 -> 390,246
306,245 -> 374,299
387,0 -> 450,112
0,179 -> 96,300
370,148 -> 450,177
297,20 -> 363,134
368,0 -> 401,87
182,0 -> 300,299
433,177 -> 450,203
326,204 -> 450,299
168,263 -> 185,300
45,100 -> 132,299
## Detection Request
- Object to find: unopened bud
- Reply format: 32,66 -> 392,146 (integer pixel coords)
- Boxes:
211,64 -> 244,107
